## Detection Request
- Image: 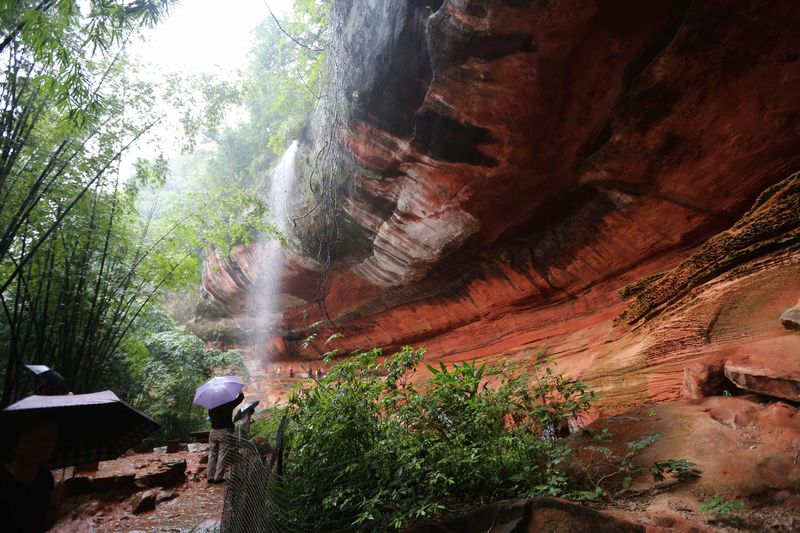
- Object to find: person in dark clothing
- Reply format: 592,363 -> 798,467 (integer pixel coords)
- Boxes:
207,392 -> 244,483
0,418 -> 58,532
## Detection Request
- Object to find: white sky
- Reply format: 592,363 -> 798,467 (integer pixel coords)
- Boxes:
131,0 -> 294,75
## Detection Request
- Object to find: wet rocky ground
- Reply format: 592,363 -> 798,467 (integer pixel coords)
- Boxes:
48,393 -> 800,532
51,445 -> 223,532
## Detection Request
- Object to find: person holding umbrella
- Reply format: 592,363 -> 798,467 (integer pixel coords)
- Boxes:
0,417 -> 58,532
24,364 -> 70,396
234,400 -> 260,438
194,376 -> 245,484
1,390 -> 159,531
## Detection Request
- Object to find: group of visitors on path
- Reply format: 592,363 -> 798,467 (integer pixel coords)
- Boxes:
274,366 -> 324,379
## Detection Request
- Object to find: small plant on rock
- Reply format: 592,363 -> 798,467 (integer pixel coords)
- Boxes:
699,496 -> 744,525
651,459 -> 701,482
575,430 -> 699,497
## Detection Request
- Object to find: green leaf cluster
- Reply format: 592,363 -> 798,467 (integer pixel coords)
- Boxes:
698,496 -> 744,525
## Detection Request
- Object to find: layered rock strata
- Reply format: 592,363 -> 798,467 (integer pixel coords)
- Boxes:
201,0 -> 800,412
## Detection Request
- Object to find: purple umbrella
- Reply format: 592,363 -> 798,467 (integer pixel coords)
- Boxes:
1,391 -> 159,469
193,376 -> 244,409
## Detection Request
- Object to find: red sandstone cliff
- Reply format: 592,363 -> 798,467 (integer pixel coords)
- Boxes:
200,0 -> 800,412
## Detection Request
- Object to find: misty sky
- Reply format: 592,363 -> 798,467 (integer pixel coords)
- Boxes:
132,0 -> 294,75
122,0 -> 296,174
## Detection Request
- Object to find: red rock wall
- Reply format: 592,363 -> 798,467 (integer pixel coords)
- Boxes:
201,0 -> 800,412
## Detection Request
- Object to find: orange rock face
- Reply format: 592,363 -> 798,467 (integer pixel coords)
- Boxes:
570,396 -> 800,526
201,0 -> 800,413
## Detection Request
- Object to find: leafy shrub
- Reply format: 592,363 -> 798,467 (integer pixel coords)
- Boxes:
273,346 -> 594,531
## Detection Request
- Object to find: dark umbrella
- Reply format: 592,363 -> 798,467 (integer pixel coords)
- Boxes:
234,400 -> 260,422
24,364 -> 69,394
1,391 -> 159,469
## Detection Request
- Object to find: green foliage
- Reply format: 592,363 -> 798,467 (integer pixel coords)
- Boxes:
575,429 -> 700,498
651,459 -> 700,483
154,0 -> 330,203
615,433 -> 661,491
248,0 -> 330,155
1,1 -> 175,123
0,1 -> 180,405
698,496 -> 744,524
249,406 -> 288,450
129,2 -> 331,263
274,346 -> 594,531
121,311 -> 244,442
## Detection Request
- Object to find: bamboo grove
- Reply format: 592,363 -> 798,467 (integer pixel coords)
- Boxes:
0,0 -> 179,405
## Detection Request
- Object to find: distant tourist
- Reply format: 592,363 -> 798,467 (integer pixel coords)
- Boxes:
307,368 -> 314,379
289,367 -> 295,378
0,417 -> 59,532
24,365 -> 70,396
207,392 -> 244,484
275,367 -> 282,379
316,368 -> 322,379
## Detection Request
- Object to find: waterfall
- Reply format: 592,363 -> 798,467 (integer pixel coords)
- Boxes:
243,140 -> 299,396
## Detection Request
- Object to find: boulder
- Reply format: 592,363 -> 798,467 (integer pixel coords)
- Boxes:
87,475 -> 117,492
522,499 -> 644,532
73,461 -> 99,473
724,354 -> 800,402
62,476 -> 92,495
156,489 -> 179,504
682,361 -> 730,400
131,489 -> 157,514
188,442 -> 209,453
63,474 -> 140,496
166,439 -> 181,453
780,300 -> 800,330
137,459 -> 187,488
116,474 -> 136,489
77,499 -> 104,517
648,511 -> 713,533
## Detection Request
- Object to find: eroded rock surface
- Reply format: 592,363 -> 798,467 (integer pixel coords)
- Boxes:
682,361 -> 729,401
571,397 -> 800,506
201,0 -> 800,413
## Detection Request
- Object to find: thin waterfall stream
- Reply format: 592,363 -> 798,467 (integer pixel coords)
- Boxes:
243,140 -> 299,402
